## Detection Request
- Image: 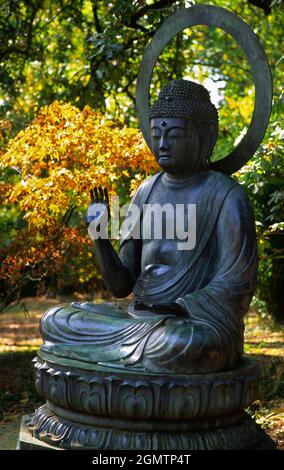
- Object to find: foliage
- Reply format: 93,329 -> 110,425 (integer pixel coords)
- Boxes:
236,122 -> 284,319
0,1 -> 282,130
0,102 -> 157,310
0,0 -> 283,313
0,0 -> 188,130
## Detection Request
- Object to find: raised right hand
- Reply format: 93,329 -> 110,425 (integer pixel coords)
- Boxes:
86,187 -> 110,240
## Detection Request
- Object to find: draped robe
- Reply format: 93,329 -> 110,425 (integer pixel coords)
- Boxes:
41,170 -> 258,374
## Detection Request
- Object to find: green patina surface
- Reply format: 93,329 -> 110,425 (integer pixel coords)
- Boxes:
0,297 -> 283,449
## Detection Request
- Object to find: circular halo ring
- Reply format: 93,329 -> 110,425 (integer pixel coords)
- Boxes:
136,5 -> 272,175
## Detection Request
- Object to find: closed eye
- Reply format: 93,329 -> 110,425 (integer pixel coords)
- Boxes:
167,130 -> 184,139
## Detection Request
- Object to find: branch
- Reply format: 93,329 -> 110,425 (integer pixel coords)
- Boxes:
61,205 -> 77,227
131,22 -> 149,33
169,31 -> 183,79
247,0 -> 271,15
128,0 -> 173,26
25,1 -> 42,56
0,0 -> 43,62
92,2 -> 102,33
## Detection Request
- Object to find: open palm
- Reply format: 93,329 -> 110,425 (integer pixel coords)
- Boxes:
86,187 -> 110,240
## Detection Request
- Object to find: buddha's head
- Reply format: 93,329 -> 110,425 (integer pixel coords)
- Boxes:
149,79 -> 218,176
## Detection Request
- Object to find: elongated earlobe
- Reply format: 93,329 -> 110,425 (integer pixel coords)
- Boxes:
200,120 -> 218,168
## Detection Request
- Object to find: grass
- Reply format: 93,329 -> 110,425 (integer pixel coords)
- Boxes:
0,296 -> 283,447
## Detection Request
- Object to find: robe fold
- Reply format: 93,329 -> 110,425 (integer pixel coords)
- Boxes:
41,170 -> 258,374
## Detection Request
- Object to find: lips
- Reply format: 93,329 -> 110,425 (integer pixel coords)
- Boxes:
159,154 -> 171,159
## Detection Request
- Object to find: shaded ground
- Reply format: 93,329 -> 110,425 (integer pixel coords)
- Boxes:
244,312 -> 284,447
0,420 -> 21,450
0,297 -> 283,449
0,298 -> 60,426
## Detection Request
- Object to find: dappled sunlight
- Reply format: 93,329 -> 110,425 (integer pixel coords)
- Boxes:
244,310 -> 284,358
0,296 -> 67,352
243,310 -> 284,448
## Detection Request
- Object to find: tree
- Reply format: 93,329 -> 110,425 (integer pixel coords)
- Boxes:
0,0 -> 187,130
0,101 -> 157,311
1,0 -> 281,131
0,0 -> 283,315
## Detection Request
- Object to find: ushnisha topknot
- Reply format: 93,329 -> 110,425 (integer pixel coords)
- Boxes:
149,79 -> 218,137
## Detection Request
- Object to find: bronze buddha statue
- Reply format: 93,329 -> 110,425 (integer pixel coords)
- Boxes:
40,79 -> 258,375
22,4 -> 274,449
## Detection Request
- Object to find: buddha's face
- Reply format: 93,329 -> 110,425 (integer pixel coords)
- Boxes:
150,117 -> 202,176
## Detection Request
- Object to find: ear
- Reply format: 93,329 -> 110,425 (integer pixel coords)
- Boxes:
200,120 -> 218,167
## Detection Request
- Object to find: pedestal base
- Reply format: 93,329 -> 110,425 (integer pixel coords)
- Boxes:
18,411 -> 276,450
21,352 -> 276,450
17,416 -> 63,450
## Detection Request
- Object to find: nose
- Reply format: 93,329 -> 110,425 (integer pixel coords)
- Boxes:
159,135 -> 169,151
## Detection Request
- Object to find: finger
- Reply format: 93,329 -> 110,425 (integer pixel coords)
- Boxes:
94,187 -> 100,202
90,189 -> 95,203
104,187 -> 110,217
98,186 -> 104,201
104,187 -> 109,205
